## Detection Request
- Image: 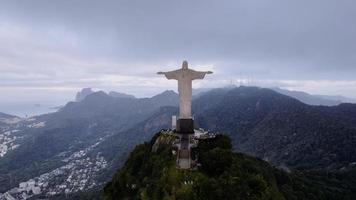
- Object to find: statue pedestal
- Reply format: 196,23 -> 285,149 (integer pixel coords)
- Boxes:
176,118 -> 194,134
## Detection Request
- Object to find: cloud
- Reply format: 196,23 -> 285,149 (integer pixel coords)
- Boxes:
0,0 -> 355,106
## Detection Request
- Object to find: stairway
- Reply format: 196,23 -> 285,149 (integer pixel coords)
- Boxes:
177,134 -> 192,169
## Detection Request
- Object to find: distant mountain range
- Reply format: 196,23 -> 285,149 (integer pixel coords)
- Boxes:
1,86 -> 356,198
271,87 -> 356,106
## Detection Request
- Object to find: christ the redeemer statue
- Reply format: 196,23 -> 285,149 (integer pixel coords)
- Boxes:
157,61 -> 213,119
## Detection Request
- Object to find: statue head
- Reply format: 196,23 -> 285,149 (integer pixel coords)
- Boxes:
182,60 -> 188,70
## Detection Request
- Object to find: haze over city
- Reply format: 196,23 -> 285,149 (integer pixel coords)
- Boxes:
1,0 -> 356,116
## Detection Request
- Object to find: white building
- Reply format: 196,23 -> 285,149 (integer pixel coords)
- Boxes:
32,187 -> 41,195
19,182 -> 28,191
172,115 -> 177,129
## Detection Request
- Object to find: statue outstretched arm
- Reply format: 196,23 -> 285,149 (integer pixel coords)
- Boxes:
190,70 -> 213,80
157,69 -> 180,80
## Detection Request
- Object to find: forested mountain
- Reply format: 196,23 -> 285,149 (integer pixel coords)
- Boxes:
194,87 -> 356,169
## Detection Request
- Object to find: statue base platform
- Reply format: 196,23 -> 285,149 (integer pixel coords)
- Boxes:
176,118 -> 194,134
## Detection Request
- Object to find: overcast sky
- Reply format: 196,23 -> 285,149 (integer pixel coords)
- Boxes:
0,0 -> 356,114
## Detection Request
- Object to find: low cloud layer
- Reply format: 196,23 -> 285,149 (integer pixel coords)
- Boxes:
0,0 -> 355,109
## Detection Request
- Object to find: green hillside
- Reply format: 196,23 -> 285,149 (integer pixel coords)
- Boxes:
104,132 -> 356,200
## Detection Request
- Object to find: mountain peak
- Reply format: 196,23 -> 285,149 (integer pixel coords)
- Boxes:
75,88 -> 95,102
159,90 -> 177,96
81,91 -> 112,103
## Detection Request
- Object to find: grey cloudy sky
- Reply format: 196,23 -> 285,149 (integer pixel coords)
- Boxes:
0,0 -> 356,113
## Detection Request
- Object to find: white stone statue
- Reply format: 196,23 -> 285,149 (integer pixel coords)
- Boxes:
157,61 -> 213,119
